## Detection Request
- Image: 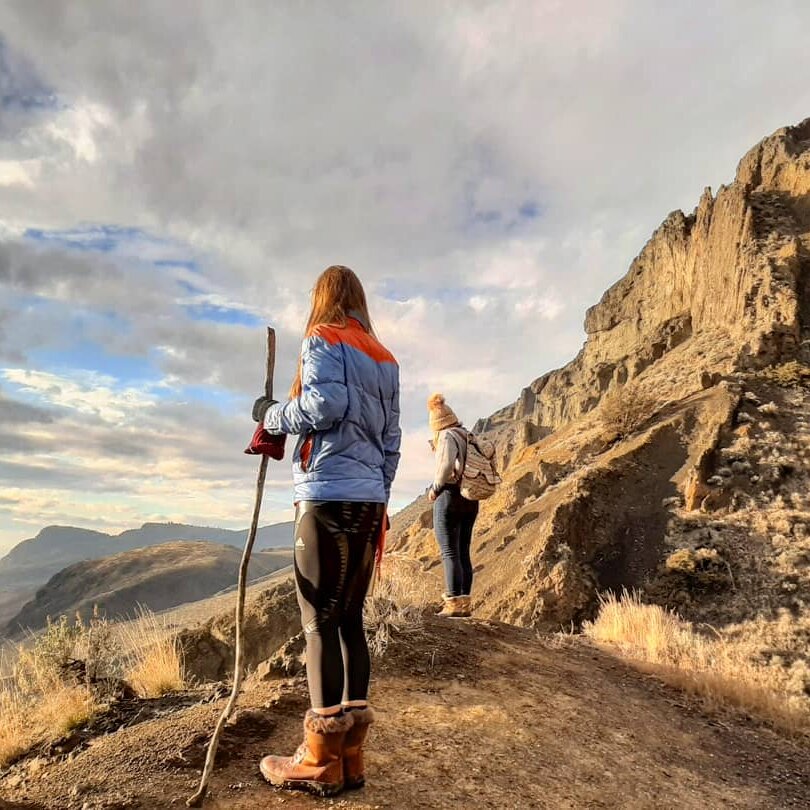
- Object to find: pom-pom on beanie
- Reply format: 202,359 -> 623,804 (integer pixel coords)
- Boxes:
427,393 -> 460,432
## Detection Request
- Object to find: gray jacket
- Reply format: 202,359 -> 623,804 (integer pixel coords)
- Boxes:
432,427 -> 467,492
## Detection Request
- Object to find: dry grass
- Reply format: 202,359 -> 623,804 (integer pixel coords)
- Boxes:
0,607 -> 187,767
584,590 -> 810,737
0,650 -> 98,768
757,360 -> 810,388
119,607 -> 185,697
365,554 -> 438,656
599,384 -> 658,442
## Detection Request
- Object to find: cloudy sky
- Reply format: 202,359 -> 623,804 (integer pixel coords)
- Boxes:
0,2 -> 809,554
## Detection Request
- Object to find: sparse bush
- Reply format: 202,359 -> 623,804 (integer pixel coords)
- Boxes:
584,590 -> 809,737
119,607 -> 185,697
599,384 -> 657,442
758,360 -> 810,388
80,607 -> 121,683
2,613 -> 106,767
0,606 -> 186,767
364,555 -> 437,657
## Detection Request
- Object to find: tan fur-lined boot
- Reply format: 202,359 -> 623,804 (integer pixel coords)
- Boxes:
436,595 -> 467,618
342,705 -> 375,789
460,595 -> 473,617
259,710 -> 354,797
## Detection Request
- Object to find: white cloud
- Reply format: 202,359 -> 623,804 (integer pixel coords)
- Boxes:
0,2 -> 809,546
0,159 -> 40,188
1,368 -> 158,424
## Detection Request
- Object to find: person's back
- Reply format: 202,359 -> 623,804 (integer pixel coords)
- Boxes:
286,316 -> 399,502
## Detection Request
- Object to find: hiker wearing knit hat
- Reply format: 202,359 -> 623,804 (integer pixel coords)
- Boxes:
427,393 -> 479,619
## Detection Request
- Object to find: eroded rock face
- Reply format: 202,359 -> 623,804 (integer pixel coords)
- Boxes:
477,119 -> 810,437
178,579 -> 300,681
391,119 -> 810,631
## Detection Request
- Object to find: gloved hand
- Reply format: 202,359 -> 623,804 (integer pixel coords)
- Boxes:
252,395 -> 277,423
244,424 -> 287,459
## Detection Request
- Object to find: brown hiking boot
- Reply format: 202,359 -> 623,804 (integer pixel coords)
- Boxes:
259,710 -> 354,797
343,705 -> 375,789
436,595 -> 467,618
460,595 -> 473,617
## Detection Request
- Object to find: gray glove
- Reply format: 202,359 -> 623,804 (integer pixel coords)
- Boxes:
252,395 -> 277,423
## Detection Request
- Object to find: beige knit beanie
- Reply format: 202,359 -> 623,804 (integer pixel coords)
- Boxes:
427,393 -> 460,432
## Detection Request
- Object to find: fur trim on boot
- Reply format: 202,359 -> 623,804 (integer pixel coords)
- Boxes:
345,705 -> 375,725
304,709 -> 355,735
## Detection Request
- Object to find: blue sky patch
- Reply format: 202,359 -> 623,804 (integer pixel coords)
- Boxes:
155,259 -> 201,273
29,343 -> 160,387
184,302 -> 263,327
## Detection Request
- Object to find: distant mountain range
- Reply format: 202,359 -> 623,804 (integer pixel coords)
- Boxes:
4,541 -> 293,637
0,520 -> 295,593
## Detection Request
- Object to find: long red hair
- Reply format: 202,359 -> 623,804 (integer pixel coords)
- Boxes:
290,265 -> 374,398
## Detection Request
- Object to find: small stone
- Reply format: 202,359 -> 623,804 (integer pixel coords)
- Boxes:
731,460 -> 751,474
737,412 -> 755,424
707,475 -> 724,486
717,467 -> 733,478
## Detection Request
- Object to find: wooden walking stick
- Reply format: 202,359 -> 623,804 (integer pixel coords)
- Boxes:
187,327 -> 279,807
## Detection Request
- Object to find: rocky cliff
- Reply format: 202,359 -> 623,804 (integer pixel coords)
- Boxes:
476,118 -> 810,457
391,120 -> 810,707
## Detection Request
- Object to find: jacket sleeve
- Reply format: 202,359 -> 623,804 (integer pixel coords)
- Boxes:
432,430 -> 462,491
382,368 -> 402,500
263,335 -> 348,435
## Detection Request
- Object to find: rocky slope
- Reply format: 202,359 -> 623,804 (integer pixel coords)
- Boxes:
0,521 -> 294,593
4,541 -> 293,637
391,119 -> 810,707
1,611 -> 808,809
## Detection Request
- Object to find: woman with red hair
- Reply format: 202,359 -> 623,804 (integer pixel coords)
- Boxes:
253,266 -> 401,796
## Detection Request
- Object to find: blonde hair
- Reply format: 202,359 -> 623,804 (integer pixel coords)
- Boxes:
290,266 -> 373,398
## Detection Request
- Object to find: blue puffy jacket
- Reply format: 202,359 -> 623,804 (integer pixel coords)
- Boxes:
264,315 -> 401,503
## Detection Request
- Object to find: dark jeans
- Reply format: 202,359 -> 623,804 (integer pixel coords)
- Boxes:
433,485 -> 479,597
293,500 -> 384,709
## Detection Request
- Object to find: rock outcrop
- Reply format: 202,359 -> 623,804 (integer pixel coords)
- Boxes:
178,579 -> 300,682
392,119 -> 810,695
475,119 -> 810,465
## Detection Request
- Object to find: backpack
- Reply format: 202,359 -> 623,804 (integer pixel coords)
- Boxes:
450,428 -> 501,501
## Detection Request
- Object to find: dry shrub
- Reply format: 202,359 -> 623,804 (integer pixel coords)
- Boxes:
119,607 -> 185,697
0,614 -> 108,767
599,384 -> 657,442
365,554 -> 437,657
757,360 -> 810,388
0,607 -> 186,766
584,590 -> 810,737
0,689 -> 29,767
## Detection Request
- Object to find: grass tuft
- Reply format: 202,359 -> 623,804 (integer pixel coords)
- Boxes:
584,590 -> 810,737
119,607 -> 186,697
0,606 -> 186,767
365,554 -> 437,657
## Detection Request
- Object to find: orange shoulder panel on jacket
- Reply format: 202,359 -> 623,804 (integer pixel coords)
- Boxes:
312,321 -> 397,364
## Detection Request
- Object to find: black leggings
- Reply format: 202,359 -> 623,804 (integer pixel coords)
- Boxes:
293,500 -> 384,710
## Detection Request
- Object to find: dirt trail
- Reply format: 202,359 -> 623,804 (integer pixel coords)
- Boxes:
1,618 -> 807,809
